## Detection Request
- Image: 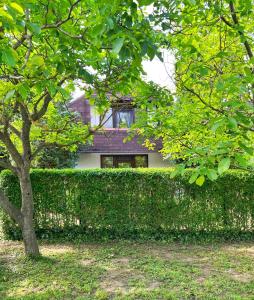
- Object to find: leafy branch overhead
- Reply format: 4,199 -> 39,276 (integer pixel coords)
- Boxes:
132,0 -> 254,185
0,0 -> 159,172
0,0 -> 159,256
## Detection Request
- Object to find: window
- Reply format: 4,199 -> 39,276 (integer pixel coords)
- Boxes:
101,155 -> 148,168
101,156 -> 114,168
113,109 -> 134,128
135,155 -> 148,167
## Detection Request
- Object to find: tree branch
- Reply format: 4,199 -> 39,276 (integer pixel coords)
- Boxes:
13,33 -> 28,50
9,124 -> 21,139
42,0 -> 82,29
0,131 -> 23,167
0,190 -> 23,226
228,1 -> 253,59
19,103 -> 32,162
31,77 -> 70,121
0,158 -> 18,174
21,35 -> 33,70
183,85 -> 224,114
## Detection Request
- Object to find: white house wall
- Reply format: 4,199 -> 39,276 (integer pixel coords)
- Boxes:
148,153 -> 172,168
90,106 -> 113,128
101,108 -> 113,128
76,152 -> 171,169
90,106 -> 100,127
76,153 -> 101,168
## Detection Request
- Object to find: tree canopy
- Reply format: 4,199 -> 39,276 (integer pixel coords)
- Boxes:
0,0 -> 159,256
133,0 -> 254,185
0,0 -> 159,169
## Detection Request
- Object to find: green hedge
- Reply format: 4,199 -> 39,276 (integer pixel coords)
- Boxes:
0,169 -> 254,240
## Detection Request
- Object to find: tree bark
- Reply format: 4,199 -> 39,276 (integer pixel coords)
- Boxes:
0,190 -> 23,227
19,170 -> 40,257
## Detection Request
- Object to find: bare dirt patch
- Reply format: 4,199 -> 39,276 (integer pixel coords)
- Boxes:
234,246 -> 254,258
100,268 -> 133,294
40,244 -> 75,255
147,244 -> 212,266
226,269 -> 253,283
80,259 -> 95,266
99,255 -> 161,296
1,241 -> 254,299
111,257 -> 130,265
100,267 -> 161,295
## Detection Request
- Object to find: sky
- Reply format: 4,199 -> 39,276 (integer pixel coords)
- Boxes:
72,4 -> 176,99
142,50 -> 175,91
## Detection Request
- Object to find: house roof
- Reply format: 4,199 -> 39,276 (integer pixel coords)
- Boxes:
79,129 -> 162,154
70,94 -> 162,154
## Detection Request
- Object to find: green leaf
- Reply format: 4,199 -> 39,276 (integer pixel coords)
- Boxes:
112,38 -> 124,54
235,154 -> 249,168
29,23 -> 41,35
218,158 -> 231,175
138,0 -> 154,6
106,17 -> 114,29
18,84 -> 30,99
2,48 -> 17,67
78,68 -> 94,84
207,169 -> 218,181
93,23 -> 106,37
170,164 -> 185,178
170,168 -> 178,178
0,8 -> 14,21
228,117 -> 237,129
119,46 -> 131,60
141,41 -> 149,56
56,62 -> 64,73
238,142 -> 253,155
189,172 -> 199,184
4,89 -> 15,101
196,175 -> 205,186
29,55 -> 44,67
235,112 -> 252,126
147,44 -> 156,60
10,2 -> 24,15
198,66 -> 209,76
211,120 -> 224,132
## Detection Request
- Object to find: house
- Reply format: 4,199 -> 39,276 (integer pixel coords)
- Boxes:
69,94 -> 171,168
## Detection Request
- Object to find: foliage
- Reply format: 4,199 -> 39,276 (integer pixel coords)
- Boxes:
1,241 -> 254,299
32,145 -> 78,169
133,0 -> 254,183
0,0 -> 159,168
1,168 -> 254,240
0,0 -> 159,255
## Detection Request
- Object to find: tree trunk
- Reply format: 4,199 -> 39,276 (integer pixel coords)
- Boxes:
19,170 -> 40,257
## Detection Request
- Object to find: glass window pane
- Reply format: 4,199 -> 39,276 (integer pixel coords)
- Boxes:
101,156 -> 114,168
114,110 -> 134,128
118,162 -> 132,168
135,155 -> 147,168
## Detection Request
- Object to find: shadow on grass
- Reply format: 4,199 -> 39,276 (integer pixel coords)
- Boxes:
0,259 -> 12,299
1,241 -> 254,300
0,248 -> 104,300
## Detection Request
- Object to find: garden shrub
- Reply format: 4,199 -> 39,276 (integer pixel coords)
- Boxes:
0,169 -> 254,240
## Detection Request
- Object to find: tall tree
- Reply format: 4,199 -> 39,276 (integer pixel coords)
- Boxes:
0,0 -> 157,256
133,0 -> 254,184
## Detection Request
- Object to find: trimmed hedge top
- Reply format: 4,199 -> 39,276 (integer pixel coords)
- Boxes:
1,168 -> 254,240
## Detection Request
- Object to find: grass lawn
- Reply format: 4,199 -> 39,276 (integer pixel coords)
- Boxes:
0,241 -> 253,300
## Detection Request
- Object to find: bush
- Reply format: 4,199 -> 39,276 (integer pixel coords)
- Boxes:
32,145 -> 78,169
0,169 -> 254,241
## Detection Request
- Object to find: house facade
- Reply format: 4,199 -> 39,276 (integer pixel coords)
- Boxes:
70,95 -> 171,168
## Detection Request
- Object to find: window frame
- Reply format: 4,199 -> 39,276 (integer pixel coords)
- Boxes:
101,154 -> 148,168
112,108 -> 135,128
